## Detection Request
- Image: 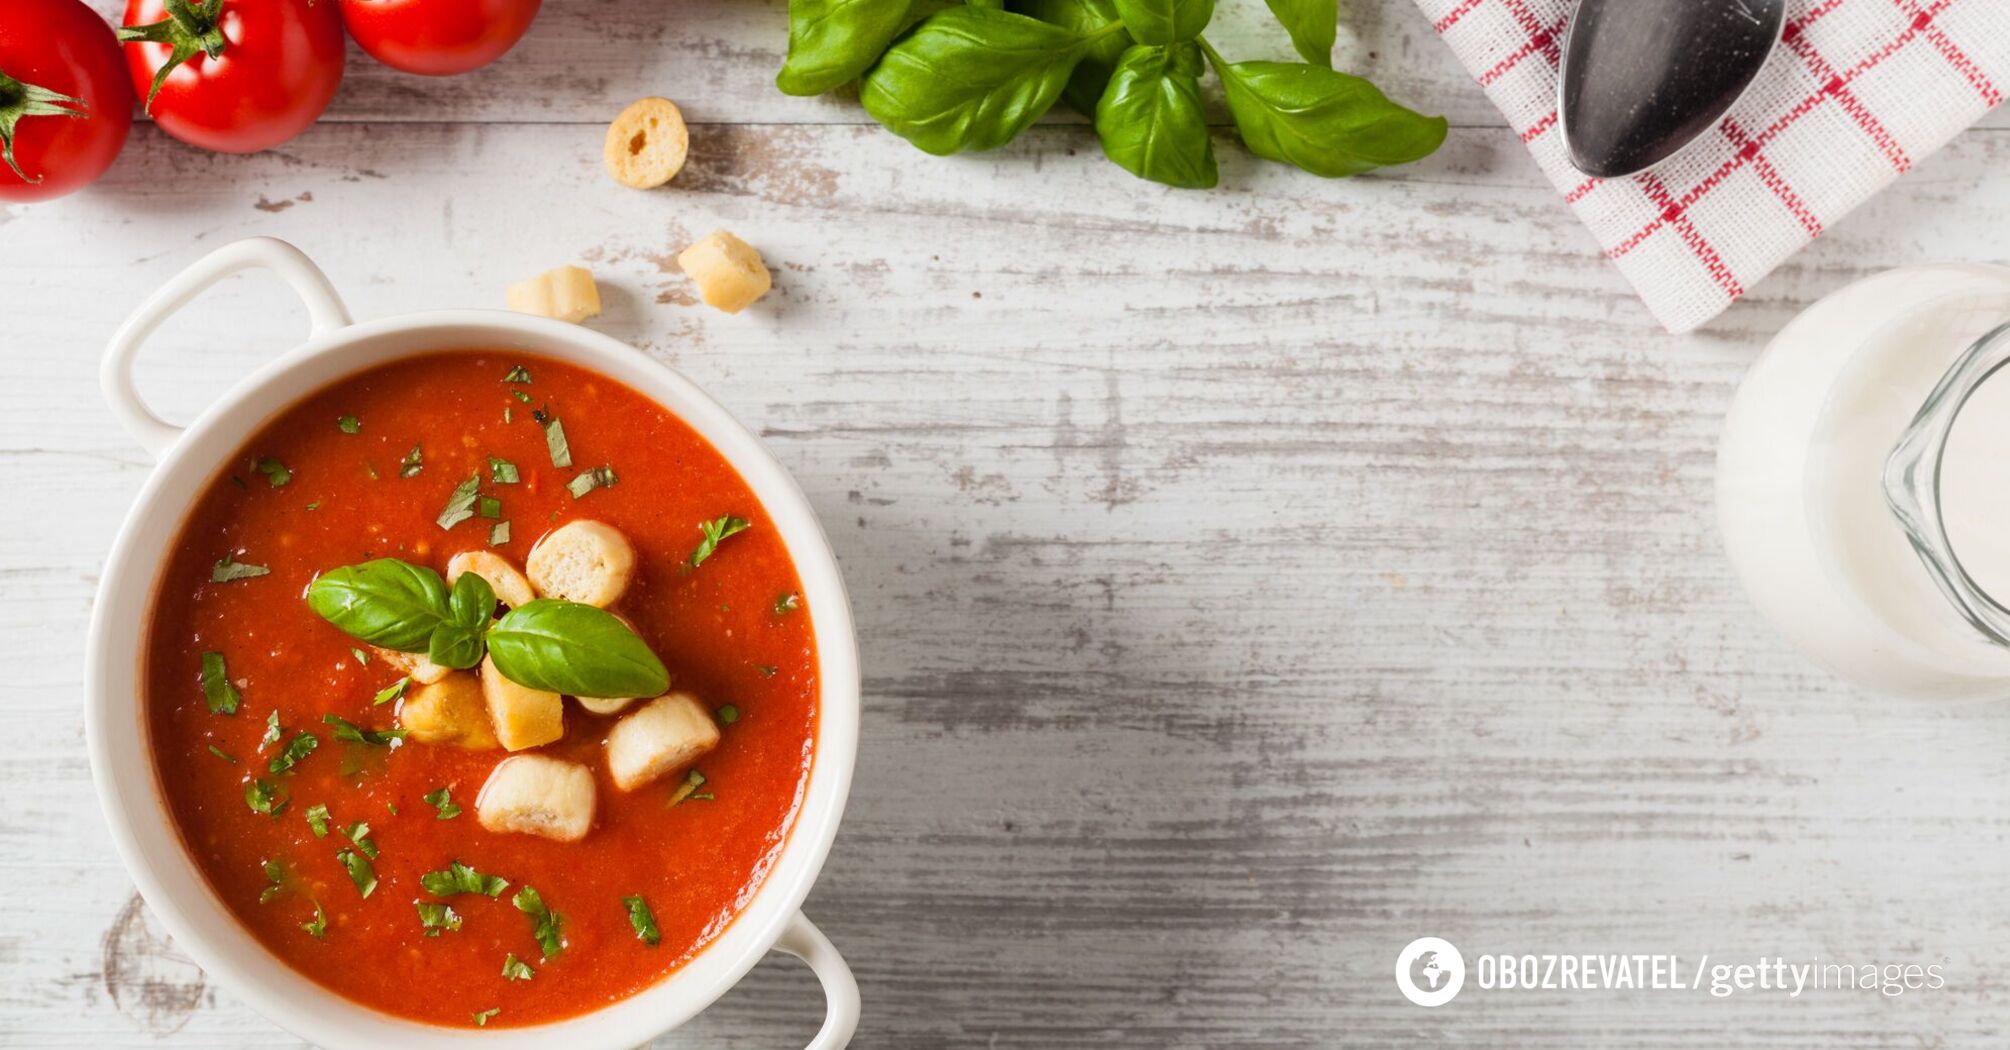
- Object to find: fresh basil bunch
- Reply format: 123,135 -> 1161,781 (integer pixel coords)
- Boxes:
306,559 -> 669,699
776,0 -> 1445,188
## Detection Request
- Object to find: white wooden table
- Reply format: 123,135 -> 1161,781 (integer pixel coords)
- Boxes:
5,1 -> 2010,1046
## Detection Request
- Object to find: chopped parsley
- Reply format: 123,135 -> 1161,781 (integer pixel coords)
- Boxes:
372,677 -> 410,706
399,444 -> 424,478
488,457 -> 519,484
259,859 -> 286,903
345,822 -> 379,860
504,365 -> 532,384
351,647 -> 370,665
323,713 -> 406,746
478,496 -> 502,520
335,848 -> 377,898
690,515 -> 750,567
669,768 -> 712,805
774,591 -> 801,615
472,1008 -> 498,1026
512,885 -> 564,959
199,652 -> 240,715
211,555 -> 270,582
623,895 -> 661,946
415,901 -> 463,936
489,521 -> 511,547
206,744 -> 237,764
253,457 -> 292,487
421,859 -> 509,898
716,704 -> 740,725
260,709 -> 282,750
501,953 -> 534,981
337,415 -> 361,434
542,417 -> 572,469
511,389 -> 532,404
423,787 -> 461,820
566,465 -> 617,499
245,778 -> 287,816
301,902 -> 327,939
436,474 -> 482,530
266,731 -> 320,774
305,802 -> 331,838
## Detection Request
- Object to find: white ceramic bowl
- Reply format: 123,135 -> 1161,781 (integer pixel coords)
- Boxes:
85,238 -> 861,1049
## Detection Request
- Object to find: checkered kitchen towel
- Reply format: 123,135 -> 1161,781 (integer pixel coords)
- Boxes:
1415,0 -> 2010,332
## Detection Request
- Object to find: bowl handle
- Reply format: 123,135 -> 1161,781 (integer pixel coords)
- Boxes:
101,237 -> 352,460
773,911 -> 860,1049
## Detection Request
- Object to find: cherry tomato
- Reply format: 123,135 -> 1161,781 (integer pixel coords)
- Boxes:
338,0 -> 541,77
0,0 -> 134,202
120,0 -> 344,154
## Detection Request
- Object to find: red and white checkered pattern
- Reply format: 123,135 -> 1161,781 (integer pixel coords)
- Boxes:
1415,0 -> 2010,332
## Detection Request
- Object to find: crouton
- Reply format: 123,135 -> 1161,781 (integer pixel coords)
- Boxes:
397,672 -> 499,749
377,647 -> 452,685
507,265 -> 601,324
482,653 -> 564,751
603,97 -> 689,190
573,695 -> 638,716
605,692 -> 721,792
525,519 -> 634,608
476,755 -> 595,842
447,550 -> 535,610
677,230 -> 771,314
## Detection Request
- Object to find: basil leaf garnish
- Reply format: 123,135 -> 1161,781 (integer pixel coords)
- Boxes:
488,457 -> 519,484
421,859 -> 509,898
400,444 -> 424,478
423,787 -> 461,819
337,415 -> 361,434
323,713 -> 407,747
428,571 -> 495,669
307,559 -> 452,651
486,600 -> 670,699
336,848 -> 377,898
211,555 -> 270,582
512,885 -> 564,959
305,802 -> 331,837
1111,0 -> 1213,45
1094,43 -> 1216,189
416,900 -> 463,936
245,778 -> 287,816
623,895 -> 661,946
267,731 -> 319,774
690,515 -> 750,567
489,521 -> 511,547
199,651 -> 241,714
254,457 -> 292,487
776,0 -> 954,97
1024,0 -> 1132,115
503,365 -> 531,384
543,417 -> 572,469
1203,46 -> 1447,178
859,8 -> 1103,155
436,474 -> 482,530
1260,0 -> 1335,66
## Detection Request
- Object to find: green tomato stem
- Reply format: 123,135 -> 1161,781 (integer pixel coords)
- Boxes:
0,69 -> 88,183
117,0 -> 228,108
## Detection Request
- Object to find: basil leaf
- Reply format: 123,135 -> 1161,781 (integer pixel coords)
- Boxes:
1204,48 -> 1447,177
860,7 -> 1099,155
567,465 -> 616,499
503,365 -> 531,384
305,802 -> 331,837
423,787 -> 461,819
1095,43 -> 1216,188
245,778 -> 287,816
421,859 -> 510,898
337,415 -> 361,434
436,475 -> 482,530
717,703 -> 741,724
199,652 -> 241,715
777,0 -> 954,96
267,731 -> 319,774
302,902 -> 327,938
690,514 -> 751,567
428,624 -> 485,669
488,457 -> 519,484
1261,0 -> 1335,66
400,444 -> 424,478
670,768 -> 711,804
1024,0 -> 1132,115
345,821 -> 379,859
489,521 -> 512,547
478,496 -> 501,519
1110,0 -> 1212,45
207,743 -> 237,763
543,417 -> 572,469
415,900 -> 462,936
487,600 -> 671,699
774,591 -> 802,615
323,713 -> 407,747
260,710 -> 282,749
623,895 -> 661,946
427,570 -> 496,669
372,677 -> 409,706
211,556 -> 269,582
259,859 -> 286,903
254,457 -> 292,487
307,559 -> 452,652
336,848 -> 377,898
450,571 -> 496,628
513,885 -> 564,959
472,1008 -> 498,1026
502,953 -> 534,980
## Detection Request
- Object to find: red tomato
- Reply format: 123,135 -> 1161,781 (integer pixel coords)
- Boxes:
120,0 -> 344,154
338,0 -> 541,77
0,0 -> 134,202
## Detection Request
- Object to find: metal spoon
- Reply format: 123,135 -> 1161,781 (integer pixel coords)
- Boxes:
1558,0 -> 1786,179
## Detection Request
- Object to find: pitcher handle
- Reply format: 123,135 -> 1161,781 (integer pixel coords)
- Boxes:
101,237 -> 351,460
773,911 -> 859,1049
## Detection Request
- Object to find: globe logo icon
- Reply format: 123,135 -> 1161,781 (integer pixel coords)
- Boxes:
1395,937 -> 1465,1007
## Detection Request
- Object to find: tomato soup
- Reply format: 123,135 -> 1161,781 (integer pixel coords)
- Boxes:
142,352 -> 817,1027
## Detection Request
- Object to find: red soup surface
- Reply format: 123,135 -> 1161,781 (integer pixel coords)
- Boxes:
143,351 -> 817,1027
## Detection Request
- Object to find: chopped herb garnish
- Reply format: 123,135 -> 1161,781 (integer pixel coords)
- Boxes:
488,457 -> 519,484
259,859 -> 286,903
504,365 -> 532,384
512,390 -> 532,404
415,900 -> 463,936
501,953 -> 534,980
716,704 -> 740,725
669,768 -> 711,805
542,417 -> 572,469
478,496 -> 502,519
305,502 -> 321,511
623,895 -> 661,946
512,885 -> 563,959
472,1008 -> 498,1026
337,415 -> 361,434
423,787 -> 461,820
199,652 -> 241,715
302,902 -> 327,938
774,592 -> 801,615
489,521 -> 511,547
323,713 -> 406,746
245,778 -> 287,816
399,444 -> 424,478
230,474 -> 247,489
421,859 -> 509,898
351,647 -> 370,666
211,555 -> 270,582
254,457 -> 292,487
260,709 -> 282,749
436,474 -> 482,530
756,663 -> 779,678
690,515 -> 750,567
335,848 -> 377,898
207,743 -> 237,764
305,802 -> 331,838
267,731 -> 320,774
372,677 -> 410,706
566,465 -> 617,499
345,822 -> 379,859
387,802 -> 400,815
504,406 -> 514,424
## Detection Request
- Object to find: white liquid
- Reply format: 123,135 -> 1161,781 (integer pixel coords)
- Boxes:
1718,264 -> 2010,697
